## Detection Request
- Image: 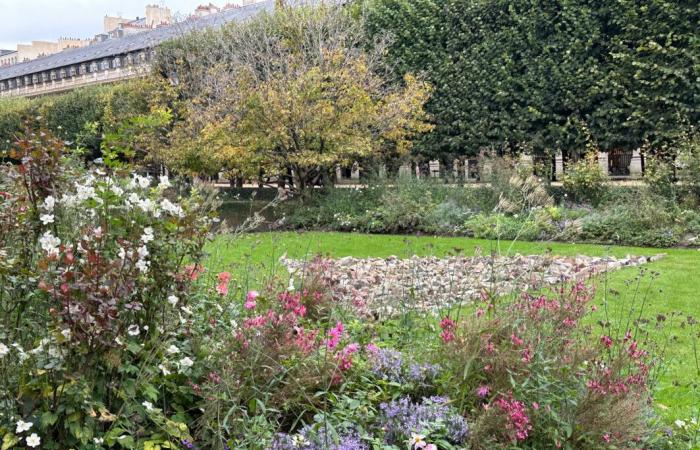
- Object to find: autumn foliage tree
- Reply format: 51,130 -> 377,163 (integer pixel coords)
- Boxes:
155,3 -> 432,192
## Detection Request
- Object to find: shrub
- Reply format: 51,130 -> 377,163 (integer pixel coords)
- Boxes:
0,125 -> 217,448
439,283 -> 658,448
562,152 -> 608,205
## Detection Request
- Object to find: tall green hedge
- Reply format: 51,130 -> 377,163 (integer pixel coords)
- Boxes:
363,0 -> 699,157
0,79 -> 155,153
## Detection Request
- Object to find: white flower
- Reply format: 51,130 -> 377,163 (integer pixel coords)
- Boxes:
159,364 -> 171,375
75,184 -> 96,201
675,419 -> 687,429
287,278 -> 295,292
141,227 -> 154,243
167,295 -> 179,306
39,231 -> 61,256
160,198 -> 184,217
291,435 -> 309,448
0,342 -> 8,357
25,433 -> 40,447
136,258 -> 150,273
42,195 -> 55,210
117,247 -> 127,260
137,198 -> 156,213
110,184 -> 124,196
127,325 -> 140,336
409,433 -> 426,448
158,175 -> 171,189
166,345 -> 180,354
180,306 -> 193,315
137,175 -> 151,189
127,193 -> 140,206
137,245 -> 149,259
179,356 -> 194,369
94,437 -> 104,444
142,400 -> 154,411
16,420 -> 33,433
60,329 -> 71,340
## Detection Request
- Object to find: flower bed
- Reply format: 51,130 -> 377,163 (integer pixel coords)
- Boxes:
0,128 -> 675,448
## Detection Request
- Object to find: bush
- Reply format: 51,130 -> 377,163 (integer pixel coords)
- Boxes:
440,283 -> 657,449
562,152 -> 608,205
0,125 -> 217,448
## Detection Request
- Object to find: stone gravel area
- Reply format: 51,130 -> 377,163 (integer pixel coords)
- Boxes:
281,253 -> 664,312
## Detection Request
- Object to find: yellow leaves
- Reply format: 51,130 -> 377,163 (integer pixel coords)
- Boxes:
2,433 -> 20,450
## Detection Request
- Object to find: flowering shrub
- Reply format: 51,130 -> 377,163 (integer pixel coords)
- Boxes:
0,125 -> 216,448
438,282 -> 657,448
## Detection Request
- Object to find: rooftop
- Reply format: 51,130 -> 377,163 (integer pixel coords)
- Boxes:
0,0 -> 274,82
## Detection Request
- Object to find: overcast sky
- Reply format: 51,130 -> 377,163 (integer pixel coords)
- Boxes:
0,0 -> 213,50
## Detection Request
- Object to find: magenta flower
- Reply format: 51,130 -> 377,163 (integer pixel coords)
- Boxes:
476,385 -> 490,398
244,291 -> 258,309
326,321 -> 344,349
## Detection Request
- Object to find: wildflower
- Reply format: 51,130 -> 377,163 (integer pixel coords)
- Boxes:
60,329 -> 71,340
141,227 -> 154,243
110,184 -> 124,196
159,364 -> 171,375
336,343 -> 359,371
158,175 -> 171,189
39,230 -> 61,256
409,433 -> 426,449
166,345 -> 180,354
602,433 -> 611,443
40,213 -> 54,225
25,433 -> 40,448
476,385 -> 490,398
160,198 -> 184,217
675,419 -> 687,429
600,335 -> 613,349
179,356 -> 194,369
245,290 -> 258,309
167,295 -> 179,306
291,434 -> 309,448
510,333 -> 524,347
0,342 -> 8,357
185,264 -> 205,281
118,246 -> 127,260
217,272 -> 231,296
326,321 -> 344,349
287,278 -> 295,291
42,195 -> 55,210
365,343 -> 379,354
16,420 -> 33,433
476,308 -> 485,317
136,259 -> 150,273
425,445 -> 437,450
94,438 -> 104,444
127,325 -> 140,336
142,401 -> 154,411
440,317 -> 456,343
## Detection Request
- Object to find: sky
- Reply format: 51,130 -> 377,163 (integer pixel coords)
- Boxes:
0,0 -> 214,50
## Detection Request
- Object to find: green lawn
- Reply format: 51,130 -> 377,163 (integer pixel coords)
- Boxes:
206,231 -> 700,422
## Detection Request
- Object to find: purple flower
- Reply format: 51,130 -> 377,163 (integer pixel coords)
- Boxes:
378,396 -> 468,445
368,348 -> 440,385
268,427 -> 368,450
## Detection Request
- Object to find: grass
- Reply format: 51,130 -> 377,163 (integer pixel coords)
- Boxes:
206,231 -> 700,423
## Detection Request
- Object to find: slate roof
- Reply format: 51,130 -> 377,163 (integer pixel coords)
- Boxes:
0,50 -> 17,57
0,0 -> 275,82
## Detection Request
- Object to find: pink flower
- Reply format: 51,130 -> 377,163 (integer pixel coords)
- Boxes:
532,402 -> 539,410
476,385 -> 490,398
216,272 -> 231,296
326,321 -> 344,349
440,317 -> 456,343
510,333 -> 524,347
365,343 -> 379,354
602,433 -> 611,443
476,308 -> 485,317
245,291 -> 258,309
185,264 -> 205,281
600,335 -> 613,349
425,445 -> 437,450
494,394 -> 532,442
336,342 -> 359,371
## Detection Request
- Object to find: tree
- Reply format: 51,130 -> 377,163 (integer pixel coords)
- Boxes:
155,4 -> 432,192
363,0 -> 699,157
